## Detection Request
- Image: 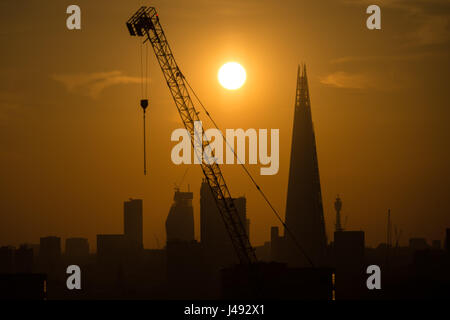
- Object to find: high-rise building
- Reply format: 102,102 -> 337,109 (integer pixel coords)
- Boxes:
124,198 -> 143,251
165,189 -> 207,297
39,236 -> 61,262
284,65 -> 327,266
200,180 -> 218,248
65,237 -> 89,257
166,189 -> 195,243
200,179 -> 248,268
15,245 -> 34,273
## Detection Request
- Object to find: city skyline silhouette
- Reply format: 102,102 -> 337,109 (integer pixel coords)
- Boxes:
1,62 -> 449,300
0,0 -> 449,300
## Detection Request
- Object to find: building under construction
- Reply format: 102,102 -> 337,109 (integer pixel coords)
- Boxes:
166,189 -> 195,243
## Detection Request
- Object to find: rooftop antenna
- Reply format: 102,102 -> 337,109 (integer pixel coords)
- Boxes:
334,194 -> 343,232
154,234 -> 160,249
386,209 -> 392,268
387,209 -> 392,248
394,225 -> 402,249
174,167 -> 189,191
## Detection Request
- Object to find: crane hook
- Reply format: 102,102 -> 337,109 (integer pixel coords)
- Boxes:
141,99 -> 149,175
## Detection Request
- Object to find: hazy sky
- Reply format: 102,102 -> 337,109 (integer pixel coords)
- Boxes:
0,0 -> 449,250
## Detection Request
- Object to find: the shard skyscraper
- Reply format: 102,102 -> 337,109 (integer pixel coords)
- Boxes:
284,65 -> 327,266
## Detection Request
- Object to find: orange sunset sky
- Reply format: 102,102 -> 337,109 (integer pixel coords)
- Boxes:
0,0 -> 449,250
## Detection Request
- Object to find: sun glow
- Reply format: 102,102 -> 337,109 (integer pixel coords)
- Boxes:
218,62 -> 246,90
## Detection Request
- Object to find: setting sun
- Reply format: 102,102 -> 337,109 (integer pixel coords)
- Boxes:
218,62 -> 246,90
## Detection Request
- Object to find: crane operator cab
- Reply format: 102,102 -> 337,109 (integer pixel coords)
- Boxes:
126,7 -> 157,37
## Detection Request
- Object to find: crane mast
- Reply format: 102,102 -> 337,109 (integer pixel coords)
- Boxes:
126,6 -> 257,265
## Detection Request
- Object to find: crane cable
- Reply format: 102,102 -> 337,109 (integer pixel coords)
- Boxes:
175,167 -> 190,190
183,76 -> 315,268
140,41 -> 150,175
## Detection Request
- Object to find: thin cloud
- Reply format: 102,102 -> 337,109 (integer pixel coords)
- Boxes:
411,15 -> 449,46
330,51 -> 446,64
344,0 -> 450,46
343,0 -> 449,12
320,72 -> 372,89
0,91 -> 23,125
52,71 -> 143,99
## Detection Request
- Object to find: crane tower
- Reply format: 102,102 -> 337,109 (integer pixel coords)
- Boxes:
126,7 -> 257,265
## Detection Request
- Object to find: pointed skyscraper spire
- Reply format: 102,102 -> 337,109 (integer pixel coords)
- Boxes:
284,64 -> 327,266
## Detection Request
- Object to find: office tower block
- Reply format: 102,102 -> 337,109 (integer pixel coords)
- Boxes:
65,237 -> 89,257
39,236 -> 61,263
200,179 -> 249,268
124,198 -> 143,251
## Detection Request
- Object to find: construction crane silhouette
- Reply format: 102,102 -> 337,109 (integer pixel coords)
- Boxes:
126,6 -> 257,265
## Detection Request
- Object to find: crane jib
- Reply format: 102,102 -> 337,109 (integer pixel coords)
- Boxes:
126,6 -> 258,265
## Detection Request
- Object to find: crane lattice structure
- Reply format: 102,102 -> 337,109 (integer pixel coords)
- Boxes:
126,6 -> 257,265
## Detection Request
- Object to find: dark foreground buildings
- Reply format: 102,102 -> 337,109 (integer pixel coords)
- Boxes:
66,238 -> 89,259
165,189 -> 206,298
